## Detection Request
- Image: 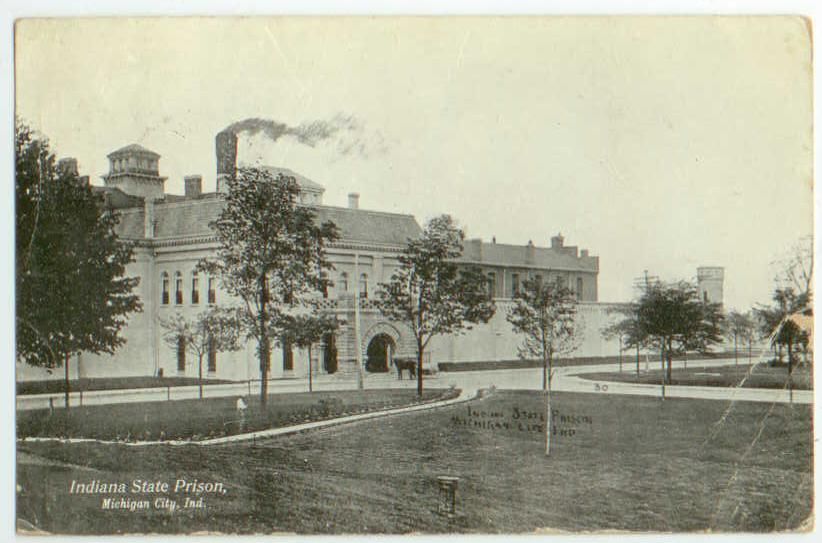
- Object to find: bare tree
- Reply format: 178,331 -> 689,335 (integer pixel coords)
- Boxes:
507,277 -> 580,456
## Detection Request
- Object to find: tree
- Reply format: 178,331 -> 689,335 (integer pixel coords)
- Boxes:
772,236 -> 813,307
281,312 -> 342,392
757,237 -> 813,370
723,310 -> 756,370
755,288 -> 810,374
15,121 -> 142,408
200,167 -> 338,404
602,304 -> 647,377
376,215 -> 495,396
160,307 -> 242,399
615,281 -> 723,386
507,277 -> 580,456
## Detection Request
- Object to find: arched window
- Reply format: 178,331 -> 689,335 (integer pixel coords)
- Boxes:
208,277 -> 216,304
175,271 -> 183,305
161,272 -> 170,305
576,277 -> 583,301
487,272 -> 496,298
359,273 -> 368,299
339,272 -> 349,293
191,271 -> 200,304
177,335 -> 186,371
320,271 -> 329,299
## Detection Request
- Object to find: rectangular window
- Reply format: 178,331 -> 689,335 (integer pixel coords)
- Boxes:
487,273 -> 496,298
511,273 -> 520,297
208,278 -> 216,304
576,277 -> 583,301
207,336 -> 217,373
177,336 -> 186,372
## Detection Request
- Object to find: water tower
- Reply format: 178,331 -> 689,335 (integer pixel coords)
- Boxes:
697,267 -> 724,305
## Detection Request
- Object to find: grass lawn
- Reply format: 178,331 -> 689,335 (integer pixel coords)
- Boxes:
17,390 -> 812,534
17,376 -> 238,396
581,362 -> 813,391
17,388 -> 455,442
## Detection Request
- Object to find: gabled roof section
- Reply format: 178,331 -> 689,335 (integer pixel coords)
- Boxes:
253,165 -> 325,193
315,206 -> 422,246
91,186 -> 145,209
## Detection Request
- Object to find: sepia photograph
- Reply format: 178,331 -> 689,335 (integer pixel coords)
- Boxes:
11,14 -> 815,536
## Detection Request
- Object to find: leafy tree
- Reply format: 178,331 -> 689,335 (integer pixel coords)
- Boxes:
755,287 -> 810,373
160,307 -> 242,399
15,120 -> 141,408
281,312 -> 342,392
376,215 -> 495,396
602,304 -> 647,376
200,167 -> 338,404
507,277 -> 580,456
723,310 -> 756,368
615,281 -> 723,385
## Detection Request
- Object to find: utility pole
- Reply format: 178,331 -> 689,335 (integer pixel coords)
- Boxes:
619,336 -> 623,373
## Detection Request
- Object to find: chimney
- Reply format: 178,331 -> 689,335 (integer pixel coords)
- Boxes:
57,158 -> 78,177
464,238 -> 483,261
184,175 -> 202,198
581,249 -> 589,258
525,240 -> 535,264
348,192 -> 360,209
551,233 -> 564,249
216,130 -> 238,176
215,130 -> 238,193
144,198 -> 156,238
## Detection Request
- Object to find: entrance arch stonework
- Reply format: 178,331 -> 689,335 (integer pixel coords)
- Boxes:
361,322 -> 401,355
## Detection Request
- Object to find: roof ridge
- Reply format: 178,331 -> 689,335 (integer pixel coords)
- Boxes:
107,143 -> 161,157
316,204 -> 417,220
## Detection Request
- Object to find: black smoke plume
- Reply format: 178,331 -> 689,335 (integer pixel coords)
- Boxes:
224,114 -> 386,158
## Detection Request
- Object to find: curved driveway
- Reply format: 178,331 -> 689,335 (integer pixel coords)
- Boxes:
439,357 -> 813,405
16,357 -> 812,411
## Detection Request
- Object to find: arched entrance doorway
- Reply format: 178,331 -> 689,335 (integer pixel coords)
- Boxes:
366,334 -> 395,373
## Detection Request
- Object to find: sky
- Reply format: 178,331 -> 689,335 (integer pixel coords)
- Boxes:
14,16 -> 813,311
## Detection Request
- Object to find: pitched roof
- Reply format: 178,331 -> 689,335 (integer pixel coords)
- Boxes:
107,144 -> 161,158
114,198 -> 421,247
253,166 -> 325,193
315,206 -> 422,246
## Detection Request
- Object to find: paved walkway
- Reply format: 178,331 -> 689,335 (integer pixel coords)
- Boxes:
436,358 -> 813,405
199,386 -> 478,445
16,357 -> 812,411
